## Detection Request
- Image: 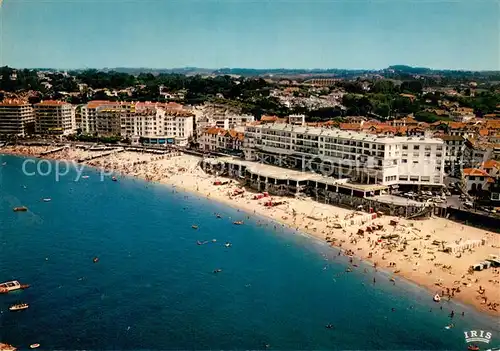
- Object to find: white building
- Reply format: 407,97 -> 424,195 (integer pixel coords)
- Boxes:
34,100 -> 75,135
164,109 -> 194,146
243,123 -> 445,187
462,168 -> 492,193
0,100 -> 35,137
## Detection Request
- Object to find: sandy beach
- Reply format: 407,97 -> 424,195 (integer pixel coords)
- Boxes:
2,145 -> 500,318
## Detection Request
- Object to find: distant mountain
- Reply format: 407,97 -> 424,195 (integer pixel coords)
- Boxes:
387,65 -> 432,74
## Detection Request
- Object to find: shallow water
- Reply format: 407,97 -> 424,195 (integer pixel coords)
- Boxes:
0,154 -> 498,350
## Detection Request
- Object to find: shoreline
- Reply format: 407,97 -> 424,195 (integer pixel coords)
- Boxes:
1,146 -> 499,319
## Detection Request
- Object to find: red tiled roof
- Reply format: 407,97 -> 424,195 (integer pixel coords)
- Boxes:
482,160 -> 500,170
260,115 -> 279,122
0,99 -> 29,106
463,168 -> 490,177
35,100 -> 68,106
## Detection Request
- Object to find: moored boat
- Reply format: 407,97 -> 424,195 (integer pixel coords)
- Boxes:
433,293 -> 441,302
42,198 -> 51,202
29,344 -> 40,349
9,303 -> 29,311
192,225 -> 198,229
112,177 -> 117,181
233,221 -> 244,225
0,281 -> 30,294
13,207 -> 28,212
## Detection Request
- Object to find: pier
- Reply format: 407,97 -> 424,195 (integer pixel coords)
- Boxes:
78,148 -> 124,162
39,145 -> 69,156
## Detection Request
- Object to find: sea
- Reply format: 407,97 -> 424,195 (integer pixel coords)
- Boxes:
0,154 -> 498,350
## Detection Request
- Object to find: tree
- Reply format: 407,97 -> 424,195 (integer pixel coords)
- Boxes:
371,80 -> 395,94
400,81 -> 423,94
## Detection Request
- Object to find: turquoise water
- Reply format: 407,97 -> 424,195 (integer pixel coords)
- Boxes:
0,154 -> 498,350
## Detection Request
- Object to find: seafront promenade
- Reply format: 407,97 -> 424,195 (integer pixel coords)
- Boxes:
1,144 -> 499,318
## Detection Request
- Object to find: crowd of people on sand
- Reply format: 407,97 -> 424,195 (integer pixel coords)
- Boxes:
185,172 -> 500,317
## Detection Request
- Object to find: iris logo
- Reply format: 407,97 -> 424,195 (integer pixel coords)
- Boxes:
464,330 -> 493,344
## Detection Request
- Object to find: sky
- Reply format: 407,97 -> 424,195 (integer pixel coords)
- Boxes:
0,0 -> 499,70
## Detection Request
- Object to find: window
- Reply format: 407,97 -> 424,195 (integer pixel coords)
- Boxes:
402,145 -> 408,150
399,175 -> 408,181
413,152 -> 419,157
425,152 -> 431,157
410,176 -> 419,181
413,145 -> 419,150
402,159 -> 407,163
469,176 -> 476,181
421,176 -> 430,182
413,160 -> 418,164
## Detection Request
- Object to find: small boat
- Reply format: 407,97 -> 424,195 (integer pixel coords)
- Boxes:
433,294 -> 441,302
192,225 -> 198,229
2,162 -> 6,166
325,323 -> 334,329
225,242 -> 232,248
213,269 -> 222,273
13,206 -> 28,212
389,277 -> 396,283
93,257 -> 99,263
42,198 -> 51,202
233,221 -> 244,225
216,214 -> 222,219
29,344 -> 40,349
444,323 -> 454,329
9,303 -> 29,311
82,176 -> 89,179
0,280 -> 30,294
345,268 -> 352,273
468,345 -> 480,351
111,177 -> 117,182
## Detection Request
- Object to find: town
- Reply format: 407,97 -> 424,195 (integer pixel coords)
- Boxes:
1,65 -> 500,225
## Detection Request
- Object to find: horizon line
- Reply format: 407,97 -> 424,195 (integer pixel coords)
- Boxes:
4,65 -> 500,73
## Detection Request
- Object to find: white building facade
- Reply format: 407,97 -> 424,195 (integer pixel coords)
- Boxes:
243,124 -> 445,187
34,100 -> 75,135
0,100 -> 35,137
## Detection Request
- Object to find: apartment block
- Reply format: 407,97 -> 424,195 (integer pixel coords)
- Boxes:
164,110 -> 194,146
243,124 -> 445,187
34,100 -> 75,135
439,135 -> 465,176
0,100 -> 35,137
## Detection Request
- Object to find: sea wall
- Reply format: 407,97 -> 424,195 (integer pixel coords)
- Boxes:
434,207 -> 500,233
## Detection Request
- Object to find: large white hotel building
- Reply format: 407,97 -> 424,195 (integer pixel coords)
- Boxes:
243,124 -> 445,187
